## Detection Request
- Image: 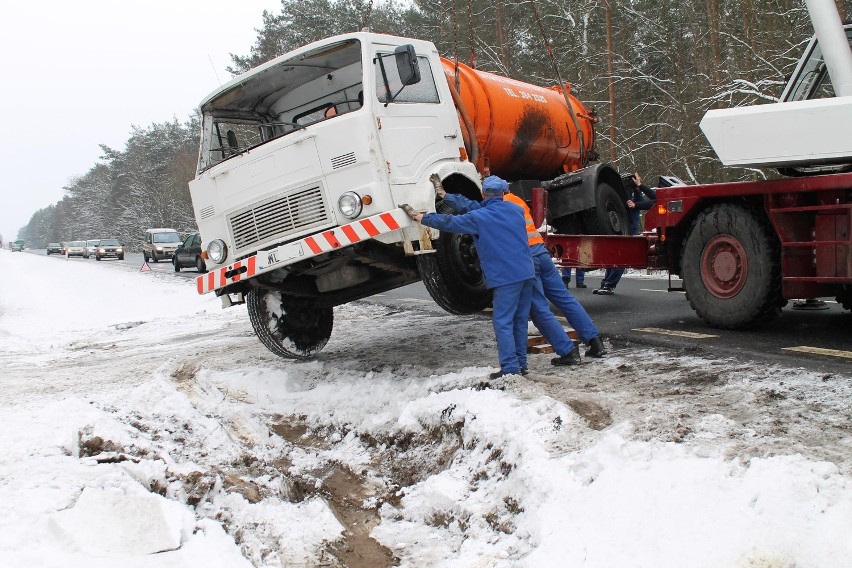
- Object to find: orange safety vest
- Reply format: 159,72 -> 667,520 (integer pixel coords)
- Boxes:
503,193 -> 545,246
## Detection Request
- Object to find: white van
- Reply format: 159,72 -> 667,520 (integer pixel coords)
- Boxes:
142,228 -> 181,262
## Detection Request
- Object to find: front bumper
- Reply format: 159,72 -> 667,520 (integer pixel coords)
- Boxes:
196,209 -> 412,295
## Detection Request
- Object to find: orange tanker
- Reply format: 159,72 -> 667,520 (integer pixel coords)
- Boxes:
441,58 -> 597,181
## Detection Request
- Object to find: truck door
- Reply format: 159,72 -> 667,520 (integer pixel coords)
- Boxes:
372,51 -> 460,185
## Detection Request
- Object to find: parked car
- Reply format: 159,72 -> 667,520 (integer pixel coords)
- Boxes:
173,233 -> 207,273
83,239 -> 100,259
11,240 -> 25,252
142,228 -> 181,262
94,239 -> 124,261
47,242 -> 62,255
65,241 -> 86,257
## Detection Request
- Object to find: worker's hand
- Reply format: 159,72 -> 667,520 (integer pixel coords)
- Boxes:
626,199 -> 636,209
633,172 -> 642,185
429,173 -> 446,198
399,203 -> 421,222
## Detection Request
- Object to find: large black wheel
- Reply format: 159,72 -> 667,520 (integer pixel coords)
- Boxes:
837,288 -> 852,312
681,204 -> 784,329
246,288 -> 333,359
581,181 -> 629,235
415,199 -> 491,314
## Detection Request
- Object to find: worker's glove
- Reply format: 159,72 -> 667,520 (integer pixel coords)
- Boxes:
429,173 -> 446,199
399,203 -> 419,221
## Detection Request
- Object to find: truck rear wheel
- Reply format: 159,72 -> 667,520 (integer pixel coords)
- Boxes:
247,288 -> 333,359
581,182 -> 629,235
681,204 -> 783,329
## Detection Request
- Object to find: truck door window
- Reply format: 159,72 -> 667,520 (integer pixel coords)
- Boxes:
375,55 -> 439,104
783,28 -> 852,102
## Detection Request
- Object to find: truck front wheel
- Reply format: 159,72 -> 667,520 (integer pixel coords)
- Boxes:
416,230 -> 492,315
247,288 -> 333,359
681,204 -> 783,329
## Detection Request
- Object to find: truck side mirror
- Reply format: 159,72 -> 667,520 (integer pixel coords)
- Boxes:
394,45 -> 420,86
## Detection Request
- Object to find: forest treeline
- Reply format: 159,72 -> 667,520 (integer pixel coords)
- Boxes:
19,0 -> 851,247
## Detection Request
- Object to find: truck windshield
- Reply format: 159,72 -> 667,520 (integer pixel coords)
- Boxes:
783,27 -> 852,102
197,39 -> 364,172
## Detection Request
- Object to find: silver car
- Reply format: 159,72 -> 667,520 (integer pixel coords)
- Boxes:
65,241 -> 86,257
83,239 -> 100,258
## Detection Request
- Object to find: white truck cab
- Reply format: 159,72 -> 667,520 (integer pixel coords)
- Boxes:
189,33 -> 483,358
700,1 -> 852,171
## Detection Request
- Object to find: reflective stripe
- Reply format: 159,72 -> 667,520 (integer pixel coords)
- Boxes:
504,193 -> 545,246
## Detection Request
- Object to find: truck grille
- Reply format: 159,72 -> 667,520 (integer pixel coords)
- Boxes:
228,185 -> 330,252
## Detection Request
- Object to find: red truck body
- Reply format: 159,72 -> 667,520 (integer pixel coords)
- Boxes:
535,171 -> 852,327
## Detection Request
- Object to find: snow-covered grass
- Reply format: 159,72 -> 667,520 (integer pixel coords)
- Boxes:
1,250 -> 850,567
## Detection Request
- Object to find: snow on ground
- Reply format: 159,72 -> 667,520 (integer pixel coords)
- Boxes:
1,250 -> 850,567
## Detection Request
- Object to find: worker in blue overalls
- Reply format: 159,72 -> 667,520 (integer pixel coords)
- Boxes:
399,176 -> 535,379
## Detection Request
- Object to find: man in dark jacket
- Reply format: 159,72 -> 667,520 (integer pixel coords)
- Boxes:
594,172 -> 657,295
399,176 -> 535,379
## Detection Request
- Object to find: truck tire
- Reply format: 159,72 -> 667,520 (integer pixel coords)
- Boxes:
247,288 -> 333,359
581,181 -> 629,235
837,289 -> 852,312
416,231 -> 492,314
681,204 -> 783,329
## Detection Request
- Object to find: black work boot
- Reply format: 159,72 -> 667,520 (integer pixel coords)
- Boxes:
585,336 -> 608,358
551,346 -> 581,366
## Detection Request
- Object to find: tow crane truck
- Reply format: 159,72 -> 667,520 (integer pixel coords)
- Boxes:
542,0 -> 852,328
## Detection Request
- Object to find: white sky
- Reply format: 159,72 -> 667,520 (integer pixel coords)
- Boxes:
0,0 -> 280,242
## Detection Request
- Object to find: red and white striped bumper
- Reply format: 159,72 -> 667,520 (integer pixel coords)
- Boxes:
196,209 -> 412,295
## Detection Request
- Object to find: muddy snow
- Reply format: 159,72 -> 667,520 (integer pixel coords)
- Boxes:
1,250 -> 850,567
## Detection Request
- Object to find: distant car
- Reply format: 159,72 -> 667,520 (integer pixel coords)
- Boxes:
65,241 -> 86,257
142,228 -> 181,262
173,233 -> 207,273
47,242 -> 62,255
94,239 -> 124,261
83,239 -> 100,259
11,240 -> 25,252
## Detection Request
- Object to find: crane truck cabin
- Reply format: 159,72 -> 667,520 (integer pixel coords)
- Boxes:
188,33 -> 623,359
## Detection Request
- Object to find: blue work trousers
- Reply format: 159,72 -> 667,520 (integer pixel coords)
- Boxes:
491,279 -> 534,374
534,250 -> 600,345
601,268 -> 625,289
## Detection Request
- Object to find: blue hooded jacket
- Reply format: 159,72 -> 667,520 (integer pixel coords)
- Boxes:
421,196 -> 534,289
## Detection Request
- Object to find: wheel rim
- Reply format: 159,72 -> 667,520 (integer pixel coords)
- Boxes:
446,233 -> 483,283
606,205 -> 623,233
700,235 -> 748,298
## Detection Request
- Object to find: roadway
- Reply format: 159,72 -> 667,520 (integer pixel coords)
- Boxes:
31,249 -> 852,374
375,271 -> 852,375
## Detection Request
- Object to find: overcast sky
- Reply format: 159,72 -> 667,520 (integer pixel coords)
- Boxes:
0,0 -> 280,242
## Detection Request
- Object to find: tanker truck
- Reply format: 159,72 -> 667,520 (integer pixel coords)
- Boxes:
189,32 -> 625,358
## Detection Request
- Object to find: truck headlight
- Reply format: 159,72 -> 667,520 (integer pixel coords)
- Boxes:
207,239 -> 228,264
338,192 -> 363,218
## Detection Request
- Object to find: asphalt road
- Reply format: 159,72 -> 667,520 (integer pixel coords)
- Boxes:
375,271 -> 852,375
32,249 -> 851,374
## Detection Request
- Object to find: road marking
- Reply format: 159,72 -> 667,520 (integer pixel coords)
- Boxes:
782,346 -> 852,360
632,327 -> 719,339
399,298 -> 433,303
640,288 -> 668,293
